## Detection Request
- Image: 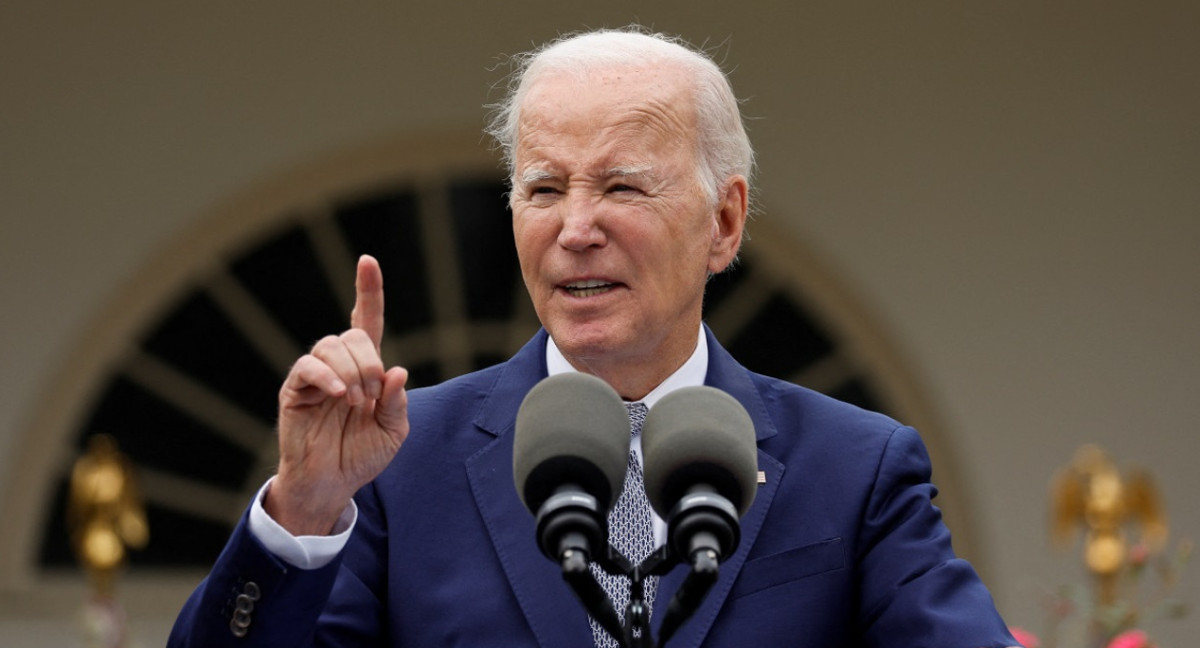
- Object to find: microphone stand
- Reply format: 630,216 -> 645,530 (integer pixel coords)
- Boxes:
535,486 -> 738,647
556,541 -> 721,648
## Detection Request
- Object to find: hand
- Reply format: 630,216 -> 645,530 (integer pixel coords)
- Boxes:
265,255 -> 410,536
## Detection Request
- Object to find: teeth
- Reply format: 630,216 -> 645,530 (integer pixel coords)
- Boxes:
571,287 -> 610,297
567,279 -> 609,288
565,279 -> 615,297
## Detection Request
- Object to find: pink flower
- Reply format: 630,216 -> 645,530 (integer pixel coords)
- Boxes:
1008,626 -> 1039,648
1128,543 -> 1149,567
1107,629 -> 1155,648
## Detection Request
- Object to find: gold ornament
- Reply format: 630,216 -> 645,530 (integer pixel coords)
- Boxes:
1051,444 -> 1168,605
67,434 -> 149,597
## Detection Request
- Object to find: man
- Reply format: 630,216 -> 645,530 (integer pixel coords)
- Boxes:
169,28 -> 1018,647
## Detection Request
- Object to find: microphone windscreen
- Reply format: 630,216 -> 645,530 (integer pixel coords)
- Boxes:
513,372 -> 631,514
642,386 -> 758,518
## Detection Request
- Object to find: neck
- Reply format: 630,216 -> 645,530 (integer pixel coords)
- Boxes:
552,327 -> 702,401
569,359 -> 684,402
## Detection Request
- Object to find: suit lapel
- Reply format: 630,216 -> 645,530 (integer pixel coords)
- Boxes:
650,326 -> 785,647
465,331 -> 595,647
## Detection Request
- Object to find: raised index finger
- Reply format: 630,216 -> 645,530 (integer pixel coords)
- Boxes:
350,254 -> 385,352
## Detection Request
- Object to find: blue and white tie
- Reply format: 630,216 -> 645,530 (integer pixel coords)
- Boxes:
590,401 -> 658,647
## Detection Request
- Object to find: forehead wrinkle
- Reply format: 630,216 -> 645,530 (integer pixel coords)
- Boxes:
597,103 -> 698,179
596,99 -> 693,144
513,74 -> 698,184
632,98 -> 693,135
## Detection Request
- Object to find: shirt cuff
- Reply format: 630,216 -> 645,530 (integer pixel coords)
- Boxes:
247,476 -> 357,570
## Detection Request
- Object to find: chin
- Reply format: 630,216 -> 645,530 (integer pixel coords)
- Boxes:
555,333 -> 616,360
550,323 -> 635,361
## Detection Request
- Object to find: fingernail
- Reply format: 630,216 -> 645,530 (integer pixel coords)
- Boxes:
369,381 -> 383,400
348,384 -> 364,405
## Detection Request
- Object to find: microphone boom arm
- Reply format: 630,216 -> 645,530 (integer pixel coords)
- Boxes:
560,547 -> 629,647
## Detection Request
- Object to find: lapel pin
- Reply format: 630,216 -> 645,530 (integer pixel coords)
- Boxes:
757,470 -> 767,485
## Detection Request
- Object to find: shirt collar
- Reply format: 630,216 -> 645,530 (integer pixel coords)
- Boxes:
544,326 -> 708,409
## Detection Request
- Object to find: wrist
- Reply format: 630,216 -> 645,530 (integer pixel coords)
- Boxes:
263,475 -> 352,536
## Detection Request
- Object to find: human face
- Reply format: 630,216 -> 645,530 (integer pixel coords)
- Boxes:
510,64 -> 747,396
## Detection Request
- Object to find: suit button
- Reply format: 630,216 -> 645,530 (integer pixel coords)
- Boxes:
230,614 -> 250,637
229,580 -> 260,637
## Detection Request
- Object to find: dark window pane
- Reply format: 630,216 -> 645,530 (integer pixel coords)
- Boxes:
703,259 -> 750,318
141,292 -> 280,424
726,291 -> 835,378
828,377 -> 884,413
231,223 -> 346,349
80,377 -> 257,489
449,178 -> 521,321
335,191 -> 432,335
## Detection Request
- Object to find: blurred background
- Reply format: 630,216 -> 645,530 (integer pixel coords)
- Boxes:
1,1 -> 1196,645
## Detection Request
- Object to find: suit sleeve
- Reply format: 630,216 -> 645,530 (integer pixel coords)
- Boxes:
166,508 -> 343,647
856,426 -> 1017,647
167,482 -> 390,647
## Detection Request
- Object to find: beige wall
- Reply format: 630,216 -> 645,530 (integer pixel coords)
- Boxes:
2,1 -> 1197,644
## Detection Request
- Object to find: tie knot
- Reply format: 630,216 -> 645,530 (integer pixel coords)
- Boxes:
625,401 -> 648,437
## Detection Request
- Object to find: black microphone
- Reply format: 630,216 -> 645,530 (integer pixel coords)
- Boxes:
513,372 -> 631,566
643,385 -> 757,558
641,386 -> 757,645
514,373 -> 633,644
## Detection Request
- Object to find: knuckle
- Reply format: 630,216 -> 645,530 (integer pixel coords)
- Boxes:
311,334 -> 341,352
340,328 -> 366,342
289,354 -> 319,374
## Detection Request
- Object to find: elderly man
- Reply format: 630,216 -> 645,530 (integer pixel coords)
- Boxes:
169,28 -> 1018,647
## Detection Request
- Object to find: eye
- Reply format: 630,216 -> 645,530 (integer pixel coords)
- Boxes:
529,185 -> 561,197
608,183 -> 640,194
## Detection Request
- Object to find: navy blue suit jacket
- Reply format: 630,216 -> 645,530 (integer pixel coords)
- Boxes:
169,328 -> 1015,647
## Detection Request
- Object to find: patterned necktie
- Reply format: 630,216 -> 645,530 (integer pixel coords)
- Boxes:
590,401 -> 658,648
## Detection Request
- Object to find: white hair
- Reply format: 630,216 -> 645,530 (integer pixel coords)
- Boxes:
485,27 -> 755,207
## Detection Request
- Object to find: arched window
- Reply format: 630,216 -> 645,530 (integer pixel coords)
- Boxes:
1,130 -> 976,617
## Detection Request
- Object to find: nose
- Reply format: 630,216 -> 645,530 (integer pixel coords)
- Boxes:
557,192 -> 607,251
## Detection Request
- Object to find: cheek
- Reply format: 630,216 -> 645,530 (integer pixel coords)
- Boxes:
513,214 -> 555,275
512,209 -> 538,249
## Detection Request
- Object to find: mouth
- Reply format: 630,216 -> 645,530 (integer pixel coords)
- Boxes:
562,279 -> 620,298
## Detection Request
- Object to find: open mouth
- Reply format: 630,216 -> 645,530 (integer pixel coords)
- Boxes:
563,279 -> 619,298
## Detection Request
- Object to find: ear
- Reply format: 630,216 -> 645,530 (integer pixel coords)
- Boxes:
707,175 -> 749,274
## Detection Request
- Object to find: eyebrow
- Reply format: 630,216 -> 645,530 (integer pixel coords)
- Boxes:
605,165 -> 657,182
516,164 -> 659,186
518,168 -> 556,186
